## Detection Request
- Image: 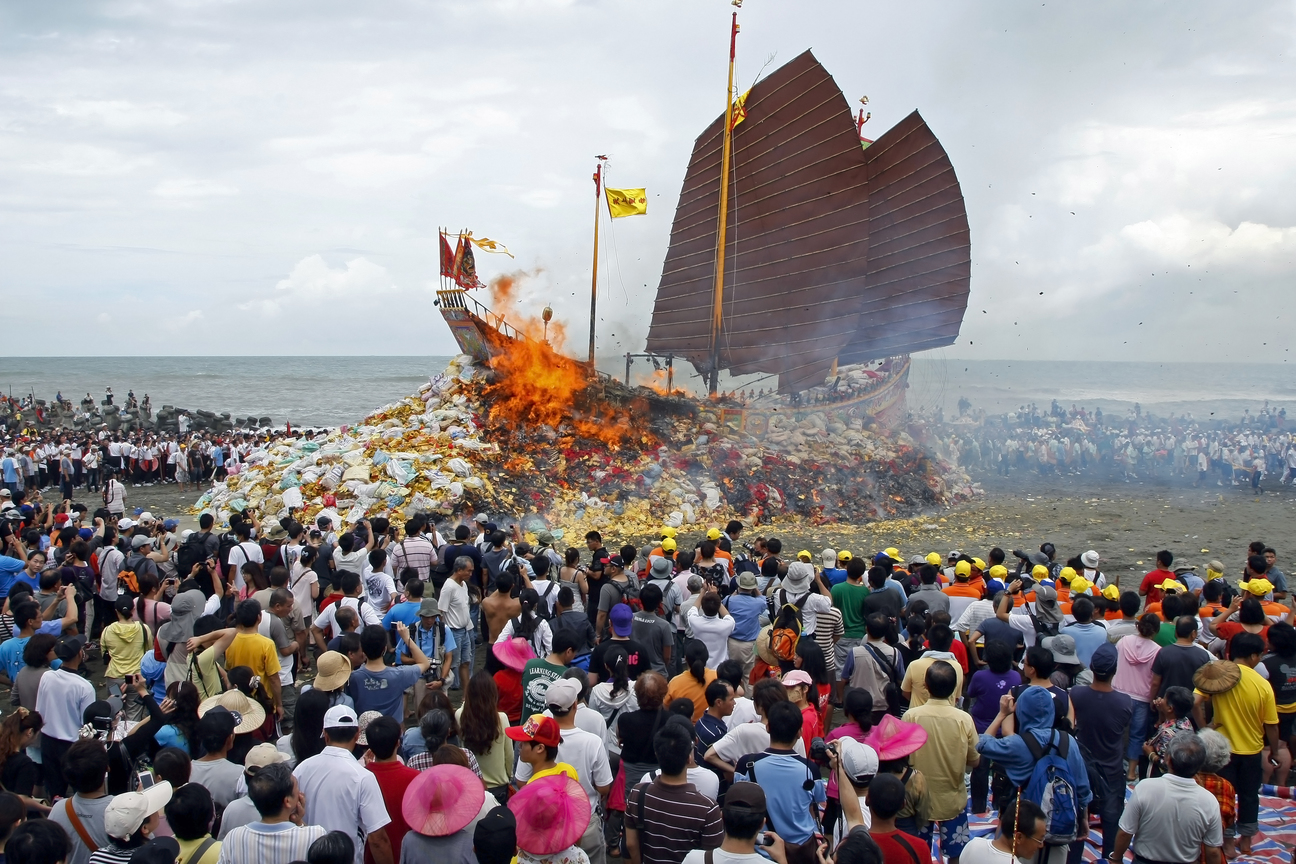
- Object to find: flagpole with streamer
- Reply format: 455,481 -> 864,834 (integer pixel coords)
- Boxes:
589,156 -> 607,370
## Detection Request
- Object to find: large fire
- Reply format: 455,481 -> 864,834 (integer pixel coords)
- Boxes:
478,272 -> 650,451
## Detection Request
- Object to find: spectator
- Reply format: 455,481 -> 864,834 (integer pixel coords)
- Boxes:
624,716 -> 723,864
362,716 -> 417,864
1150,616 -> 1212,698
307,832 -> 355,864
396,764 -> 484,864
823,737 -> 877,848
667,641 -> 717,723
1068,642 -> 1133,860
1192,641 -> 1279,857
633,583 -> 676,675
687,592 -> 735,669
901,624 -> 962,708
217,762 -> 326,864
1113,613 -> 1162,779
348,624 -> 429,718
1060,596 -> 1107,667
36,635 -> 95,798
958,798 -> 1046,864
865,772 -> 930,864
521,631 -> 579,719
843,614 -> 904,723
725,572 -> 766,682
680,782 -> 787,864
509,774 -> 591,864
189,709 -> 244,810
217,744 -> 292,841
901,660 -> 978,862
293,706 -> 392,864
7,820 -> 71,864
91,781 -> 173,864
49,739 -> 115,864
457,671 -> 513,803
165,782 -> 220,864
734,701 -> 825,846
1110,733 -> 1223,864
223,600 -> 283,721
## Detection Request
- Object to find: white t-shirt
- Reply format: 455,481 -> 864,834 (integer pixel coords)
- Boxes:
686,609 -> 736,666
333,549 -> 368,577
439,578 -> 471,630
710,722 -> 807,764
640,767 -> 720,801
289,563 -> 318,616
229,541 -> 264,592
683,851 -> 765,864
514,726 -> 612,809
313,596 -> 381,632
958,837 -> 1026,864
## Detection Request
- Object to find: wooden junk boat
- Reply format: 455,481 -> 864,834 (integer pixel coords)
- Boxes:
438,23 -> 971,437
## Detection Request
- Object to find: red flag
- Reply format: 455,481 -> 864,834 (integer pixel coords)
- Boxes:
456,239 -> 481,289
439,232 -> 456,278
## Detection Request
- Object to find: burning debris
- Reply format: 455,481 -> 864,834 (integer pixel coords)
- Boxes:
193,352 -> 979,537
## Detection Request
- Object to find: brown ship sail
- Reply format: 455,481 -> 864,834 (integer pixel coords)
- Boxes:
645,50 -> 971,393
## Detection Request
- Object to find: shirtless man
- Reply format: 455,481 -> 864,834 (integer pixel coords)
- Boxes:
481,571 -> 522,643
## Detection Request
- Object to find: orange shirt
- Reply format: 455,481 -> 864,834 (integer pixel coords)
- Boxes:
1105,609 -> 1123,622
1262,601 -> 1290,619
666,668 -> 718,722
944,583 -> 982,599
1144,603 -> 1163,620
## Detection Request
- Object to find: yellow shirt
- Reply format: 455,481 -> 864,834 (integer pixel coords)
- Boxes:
901,699 -> 980,821
102,620 -> 151,679
1199,664 -> 1278,755
176,835 -> 222,864
901,656 -> 964,709
224,632 -> 281,698
530,763 -> 579,784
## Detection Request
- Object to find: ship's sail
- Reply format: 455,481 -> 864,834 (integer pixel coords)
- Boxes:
645,50 -> 971,393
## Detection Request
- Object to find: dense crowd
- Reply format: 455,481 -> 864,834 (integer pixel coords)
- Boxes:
0,484 -> 1293,864
933,401 -> 1296,490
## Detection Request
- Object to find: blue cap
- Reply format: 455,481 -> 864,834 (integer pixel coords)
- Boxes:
133,507 -> 144,516
79,528 -> 94,540
985,579 -> 1005,596
609,604 -> 634,636
163,519 -> 179,531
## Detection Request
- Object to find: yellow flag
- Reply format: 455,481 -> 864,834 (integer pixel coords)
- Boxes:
730,89 -> 750,130
605,188 -> 648,218
470,236 -> 514,258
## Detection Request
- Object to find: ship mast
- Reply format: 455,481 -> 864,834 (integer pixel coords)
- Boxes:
708,1 -> 741,396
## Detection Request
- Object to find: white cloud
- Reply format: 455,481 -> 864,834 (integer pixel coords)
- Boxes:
243,255 -> 397,316
153,178 -> 239,199
165,309 -> 204,331
26,144 -> 151,176
1121,216 -> 1296,269
54,100 -> 186,129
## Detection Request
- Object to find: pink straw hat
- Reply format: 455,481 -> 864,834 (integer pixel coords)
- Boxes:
494,636 -> 536,673
402,764 -> 485,837
863,714 -> 928,761
509,774 -> 591,855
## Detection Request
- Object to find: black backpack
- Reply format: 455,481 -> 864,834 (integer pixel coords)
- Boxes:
176,531 -> 211,579
216,532 -> 241,572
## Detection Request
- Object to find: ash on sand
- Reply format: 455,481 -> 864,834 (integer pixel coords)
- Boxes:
192,354 -> 977,541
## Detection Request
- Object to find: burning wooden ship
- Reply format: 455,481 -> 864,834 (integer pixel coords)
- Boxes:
438,39 -> 970,435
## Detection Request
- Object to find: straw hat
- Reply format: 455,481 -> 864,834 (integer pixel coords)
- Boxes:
756,625 -> 779,667
509,774 -> 591,855
1194,661 -> 1242,695
197,689 -> 265,735
313,651 -> 353,692
402,765 -> 485,837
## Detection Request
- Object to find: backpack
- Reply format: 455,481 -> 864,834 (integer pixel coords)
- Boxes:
1022,731 -> 1080,844
216,533 -> 241,572
535,580 -> 559,621
176,531 -> 211,579
1026,604 -> 1060,640
606,577 -> 643,613
768,596 -> 805,663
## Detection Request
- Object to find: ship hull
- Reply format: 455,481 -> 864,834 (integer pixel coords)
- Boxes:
719,356 -> 909,437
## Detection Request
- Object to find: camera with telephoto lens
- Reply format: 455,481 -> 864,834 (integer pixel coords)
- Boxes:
421,657 -> 441,682
809,737 -> 836,766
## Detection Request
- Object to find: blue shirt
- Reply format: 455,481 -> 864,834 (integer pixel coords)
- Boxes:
735,751 -> 825,844
724,594 -> 767,642
347,664 -> 422,717
395,621 -> 456,663
1062,622 -> 1109,669
823,567 -> 849,586
0,628 -> 61,681
382,602 -> 422,629
1,458 -> 17,483
0,555 -> 25,599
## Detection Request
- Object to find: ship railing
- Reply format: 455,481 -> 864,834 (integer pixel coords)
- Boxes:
437,289 -> 526,343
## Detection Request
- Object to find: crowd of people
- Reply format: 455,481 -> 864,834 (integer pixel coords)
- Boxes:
931,400 -> 1296,490
0,484 -> 1293,864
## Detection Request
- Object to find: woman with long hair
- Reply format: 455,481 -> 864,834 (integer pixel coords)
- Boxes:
493,587 -> 552,659
150,681 -> 201,756
559,548 -> 589,612
286,688 -> 332,766
102,595 -> 151,720
589,646 -> 637,757
666,640 -> 716,722
0,708 -> 48,812
456,671 -> 511,803
133,573 -> 172,632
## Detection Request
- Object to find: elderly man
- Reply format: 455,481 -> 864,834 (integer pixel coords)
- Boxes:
1110,732 -> 1223,864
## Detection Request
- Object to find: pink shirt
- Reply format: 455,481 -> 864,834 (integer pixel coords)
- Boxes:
1112,635 -> 1160,703
825,721 -> 871,799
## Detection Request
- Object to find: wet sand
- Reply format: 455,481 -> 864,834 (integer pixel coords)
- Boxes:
118,469 -> 1296,588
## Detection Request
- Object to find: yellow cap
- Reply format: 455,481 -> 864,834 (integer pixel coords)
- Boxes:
1070,576 -> 1094,595
925,552 -> 942,566
838,550 -> 853,562
1102,584 -> 1120,600
954,560 -> 972,578
706,528 -> 723,541
797,550 -> 813,561
661,538 -> 677,552
988,565 -> 1008,580
1058,567 -> 1077,584
1031,564 -> 1050,580
1242,578 -> 1274,596
1206,561 -> 1225,580
884,547 -> 902,560
660,527 -> 677,539
972,557 -> 986,570
1158,577 -> 1186,593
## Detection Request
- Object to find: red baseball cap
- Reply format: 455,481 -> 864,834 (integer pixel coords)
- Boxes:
506,714 -> 561,748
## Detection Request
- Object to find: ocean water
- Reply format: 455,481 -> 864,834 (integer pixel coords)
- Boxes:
1,355 -> 1291,428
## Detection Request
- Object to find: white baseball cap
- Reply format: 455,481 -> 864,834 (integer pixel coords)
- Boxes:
836,738 -> 879,785
117,518 -> 136,529
323,705 -> 359,728
104,781 -> 173,839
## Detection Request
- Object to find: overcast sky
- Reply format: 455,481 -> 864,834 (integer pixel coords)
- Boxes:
2,0 -> 1294,366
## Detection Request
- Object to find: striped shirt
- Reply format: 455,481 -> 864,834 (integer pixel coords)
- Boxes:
389,536 -> 438,581
216,822 -> 327,864
624,778 -> 723,864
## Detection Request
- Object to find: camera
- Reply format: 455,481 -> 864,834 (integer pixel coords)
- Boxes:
809,737 -> 837,766
422,659 -> 442,682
